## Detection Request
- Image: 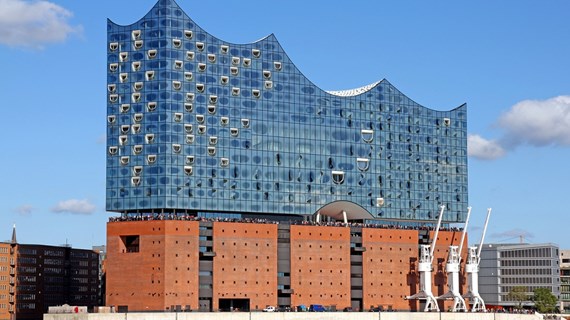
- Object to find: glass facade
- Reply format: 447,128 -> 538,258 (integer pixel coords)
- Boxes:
106,0 -> 468,223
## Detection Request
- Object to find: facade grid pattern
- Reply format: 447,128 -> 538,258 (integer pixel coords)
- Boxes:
106,0 -> 468,224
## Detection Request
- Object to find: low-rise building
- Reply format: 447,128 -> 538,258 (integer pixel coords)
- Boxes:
479,243 -> 560,310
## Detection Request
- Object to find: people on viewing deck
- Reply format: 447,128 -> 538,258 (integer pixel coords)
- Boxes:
108,214 -> 463,232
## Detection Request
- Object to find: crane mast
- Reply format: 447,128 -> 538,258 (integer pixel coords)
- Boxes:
406,205 -> 445,312
437,207 -> 471,311
463,208 -> 492,312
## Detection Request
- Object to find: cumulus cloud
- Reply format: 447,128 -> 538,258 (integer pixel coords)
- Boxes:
468,134 -> 506,160
498,96 -> 570,148
51,199 -> 96,215
470,95 -> 570,160
14,204 -> 34,215
490,228 -> 534,242
0,0 -> 82,49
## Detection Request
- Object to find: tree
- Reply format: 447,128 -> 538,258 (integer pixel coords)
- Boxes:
533,288 -> 557,313
508,286 -> 528,310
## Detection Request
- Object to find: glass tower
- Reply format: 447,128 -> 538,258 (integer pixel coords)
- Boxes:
106,0 -> 468,223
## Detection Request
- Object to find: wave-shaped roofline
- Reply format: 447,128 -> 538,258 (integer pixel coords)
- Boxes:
108,0 -> 466,112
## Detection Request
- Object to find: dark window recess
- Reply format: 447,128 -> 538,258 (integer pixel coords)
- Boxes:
121,235 -> 140,253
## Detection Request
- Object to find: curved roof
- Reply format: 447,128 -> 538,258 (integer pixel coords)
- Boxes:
316,201 -> 375,221
107,0 -> 465,109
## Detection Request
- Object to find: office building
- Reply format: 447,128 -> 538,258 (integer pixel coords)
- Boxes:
0,228 -> 101,320
479,243 -> 560,309
106,0 -> 469,312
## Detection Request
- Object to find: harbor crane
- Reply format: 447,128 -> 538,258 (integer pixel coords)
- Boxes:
406,205 -> 445,312
462,208 -> 492,312
436,207 -> 471,312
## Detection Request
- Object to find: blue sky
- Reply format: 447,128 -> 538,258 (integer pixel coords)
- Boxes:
0,0 -> 569,250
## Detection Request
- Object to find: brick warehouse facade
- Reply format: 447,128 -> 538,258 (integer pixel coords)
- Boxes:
106,220 -> 467,312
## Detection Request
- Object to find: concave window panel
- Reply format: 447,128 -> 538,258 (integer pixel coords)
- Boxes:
332,171 -> 345,184
109,63 -> 118,72
145,134 -> 155,144
132,124 -> 141,134
357,158 -> 370,171
131,177 -> 141,187
108,146 -> 118,155
172,144 -> 182,153
133,40 -> 143,50
146,71 -> 155,81
120,156 -> 129,166
133,145 -> 143,154
252,49 -> 261,58
147,102 -> 157,112
184,166 -> 193,175
132,166 -> 143,176
107,115 -> 116,124
184,103 -> 193,112
119,52 -> 128,62
147,49 -> 157,59
186,134 -> 195,144
131,30 -> 141,40
196,42 -> 205,51
184,124 -> 193,133
186,156 -> 195,165
133,82 -> 143,91
119,135 -> 128,146
109,42 -> 118,51
376,197 -> 385,207
220,158 -> 229,167
184,30 -> 193,39
361,129 -> 374,143
184,72 -> 193,81
186,51 -> 195,60
174,60 -> 183,69
132,61 -> 141,71
133,113 -> 143,122
147,154 -> 157,164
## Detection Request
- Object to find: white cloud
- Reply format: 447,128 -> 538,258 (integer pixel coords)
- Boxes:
467,134 -> 506,160
51,199 -> 96,215
14,204 -> 34,215
0,0 -> 82,49
498,95 -> 570,148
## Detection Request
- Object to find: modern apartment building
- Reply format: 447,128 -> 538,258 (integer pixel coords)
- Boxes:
559,249 -> 570,313
479,243 -> 560,309
106,0 -> 469,312
0,228 -> 101,320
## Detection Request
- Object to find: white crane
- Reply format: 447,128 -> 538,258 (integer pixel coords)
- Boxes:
462,208 -> 492,312
437,207 -> 471,311
406,205 -> 445,312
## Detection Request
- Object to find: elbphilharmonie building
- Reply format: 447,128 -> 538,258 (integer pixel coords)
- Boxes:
105,0 -> 469,312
